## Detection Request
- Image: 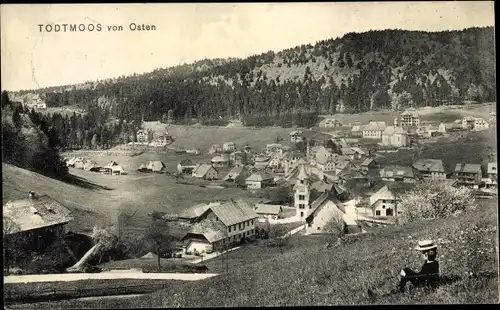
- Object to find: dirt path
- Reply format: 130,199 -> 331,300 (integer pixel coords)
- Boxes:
4,272 -> 219,284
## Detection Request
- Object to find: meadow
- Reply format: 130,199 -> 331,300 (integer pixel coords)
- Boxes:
9,200 -> 498,308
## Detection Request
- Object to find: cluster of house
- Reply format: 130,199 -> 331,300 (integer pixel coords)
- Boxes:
134,129 -> 173,147
177,162 -> 353,254
137,160 -> 166,173
65,157 -> 127,175
347,109 -> 492,147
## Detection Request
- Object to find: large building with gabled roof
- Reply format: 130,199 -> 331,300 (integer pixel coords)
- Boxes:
181,199 -> 259,254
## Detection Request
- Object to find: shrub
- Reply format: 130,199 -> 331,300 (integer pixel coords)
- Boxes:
398,181 -> 476,223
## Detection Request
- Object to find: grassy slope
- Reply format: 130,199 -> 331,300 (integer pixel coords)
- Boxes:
16,200 -> 498,308
2,163 -> 111,233
2,162 -> 247,238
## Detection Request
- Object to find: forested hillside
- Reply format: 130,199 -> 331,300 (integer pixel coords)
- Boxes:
8,27 -> 496,126
2,92 -> 68,178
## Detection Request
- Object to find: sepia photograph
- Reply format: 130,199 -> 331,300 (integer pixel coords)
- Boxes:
1,2 -> 498,308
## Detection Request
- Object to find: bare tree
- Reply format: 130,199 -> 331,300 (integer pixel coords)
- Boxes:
144,217 -> 174,271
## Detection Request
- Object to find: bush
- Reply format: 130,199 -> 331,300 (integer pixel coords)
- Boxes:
398,181 -> 477,223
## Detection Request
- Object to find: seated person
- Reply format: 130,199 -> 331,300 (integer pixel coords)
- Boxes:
399,239 -> 440,293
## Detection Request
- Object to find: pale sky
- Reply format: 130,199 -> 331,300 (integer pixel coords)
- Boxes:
1,2 -> 495,91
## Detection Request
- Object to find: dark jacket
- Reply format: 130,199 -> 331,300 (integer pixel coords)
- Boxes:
407,260 -> 440,286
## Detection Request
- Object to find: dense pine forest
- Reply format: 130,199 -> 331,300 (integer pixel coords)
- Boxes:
10,27 -> 495,127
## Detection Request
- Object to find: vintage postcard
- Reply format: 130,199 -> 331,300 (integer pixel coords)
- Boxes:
1,2 -> 498,308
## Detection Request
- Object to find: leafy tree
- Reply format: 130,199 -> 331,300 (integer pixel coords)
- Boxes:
267,224 -> 289,254
1,90 -> 12,109
144,217 -> 174,271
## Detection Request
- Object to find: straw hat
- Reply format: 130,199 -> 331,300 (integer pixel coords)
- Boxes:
415,239 -> 437,251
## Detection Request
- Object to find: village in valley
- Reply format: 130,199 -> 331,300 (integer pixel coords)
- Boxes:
9,104 -> 495,262
2,3 -> 498,307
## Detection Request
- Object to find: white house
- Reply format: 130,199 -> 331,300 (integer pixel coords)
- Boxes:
208,144 -> 223,154
485,162 -> 497,189
245,171 -> 274,190
362,121 -> 387,139
290,130 -> 304,143
266,144 -> 283,155
305,192 -> 345,234
254,204 -> 284,220
253,155 -> 271,170
211,155 -> 230,168
351,125 -> 365,138
192,164 -> 218,180
181,199 -> 259,253
314,146 -> 335,164
223,166 -> 251,187
382,126 -> 408,147
369,185 -> 401,217
394,110 -> 420,127
412,159 -> 446,180
177,159 -> 197,174
379,165 -> 416,182
136,129 -> 149,143
223,142 -> 236,152
319,118 -> 343,128
473,118 -> 489,131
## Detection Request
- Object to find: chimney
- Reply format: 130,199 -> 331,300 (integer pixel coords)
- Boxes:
29,191 -> 36,199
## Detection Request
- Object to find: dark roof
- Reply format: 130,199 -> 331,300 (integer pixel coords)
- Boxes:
380,165 -> 415,179
179,159 -> 194,166
412,159 -> 445,173
306,191 -> 345,221
254,204 -> 283,215
186,219 -> 227,243
3,194 -> 73,233
198,199 -> 259,227
454,163 -> 482,174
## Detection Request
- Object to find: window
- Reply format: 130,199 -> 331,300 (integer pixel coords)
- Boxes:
251,219 -> 254,225
376,210 -> 381,216
229,226 -> 231,233
216,217 -> 219,221
382,205 -> 386,209
299,204 -> 305,209
300,180 -> 304,184
299,195 -> 305,200
300,212 -> 304,217
308,223 -> 312,227
317,227 -> 320,230
386,209 -> 394,216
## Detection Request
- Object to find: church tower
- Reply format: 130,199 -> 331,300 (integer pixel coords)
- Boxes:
294,163 -> 311,221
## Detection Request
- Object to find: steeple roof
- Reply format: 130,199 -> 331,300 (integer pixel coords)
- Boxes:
297,163 -> 310,180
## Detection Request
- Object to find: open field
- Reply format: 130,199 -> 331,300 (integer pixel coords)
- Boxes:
2,162 -> 247,238
12,199 -> 498,308
142,122 -> 334,151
